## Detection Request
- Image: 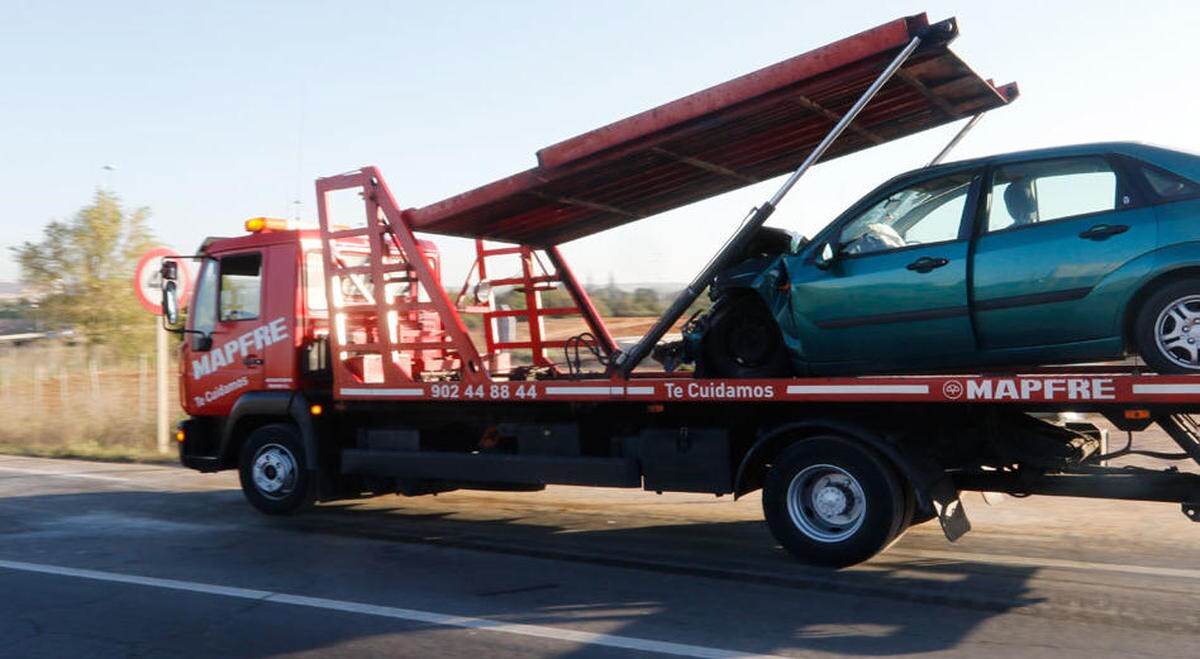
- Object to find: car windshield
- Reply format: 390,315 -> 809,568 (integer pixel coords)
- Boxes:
838,174 -> 973,254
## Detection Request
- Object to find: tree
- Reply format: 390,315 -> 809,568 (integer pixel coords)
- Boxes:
14,190 -> 158,354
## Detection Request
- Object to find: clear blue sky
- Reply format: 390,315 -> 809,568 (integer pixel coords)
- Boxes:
2,1 -> 1198,286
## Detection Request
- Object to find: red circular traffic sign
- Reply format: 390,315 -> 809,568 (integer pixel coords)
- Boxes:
133,247 -> 190,315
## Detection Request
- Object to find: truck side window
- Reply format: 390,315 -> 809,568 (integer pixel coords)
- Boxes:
190,258 -> 218,350
219,253 -> 263,321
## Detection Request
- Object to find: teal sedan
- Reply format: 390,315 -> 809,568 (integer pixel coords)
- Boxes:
691,142 -> 1200,376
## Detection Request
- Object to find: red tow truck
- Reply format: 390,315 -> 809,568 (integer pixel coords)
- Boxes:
162,15 -> 1200,567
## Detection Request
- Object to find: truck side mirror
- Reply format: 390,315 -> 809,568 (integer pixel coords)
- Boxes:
162,280 -> 181,327
161,260 -> 178,282
814,242 -> 837,270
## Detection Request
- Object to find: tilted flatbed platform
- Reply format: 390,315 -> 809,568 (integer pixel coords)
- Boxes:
403,14 -> 1017,245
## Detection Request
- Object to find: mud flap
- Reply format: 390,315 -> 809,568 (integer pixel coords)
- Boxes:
930,477 -> 971,542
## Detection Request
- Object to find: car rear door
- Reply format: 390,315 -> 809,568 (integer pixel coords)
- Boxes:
970,155 -> 1156,350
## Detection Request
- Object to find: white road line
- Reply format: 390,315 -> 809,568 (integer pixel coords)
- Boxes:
0,467 -> 129,483
0,559 -> 788,659
888,548 -> 1200,581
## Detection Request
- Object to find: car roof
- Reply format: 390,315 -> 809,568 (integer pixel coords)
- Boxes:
924,141 -> 1197,176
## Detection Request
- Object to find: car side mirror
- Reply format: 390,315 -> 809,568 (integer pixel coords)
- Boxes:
814,242 -> 837,270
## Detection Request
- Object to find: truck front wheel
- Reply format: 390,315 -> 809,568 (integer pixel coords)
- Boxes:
762,436 -> 909,568
238,423 -> 315,515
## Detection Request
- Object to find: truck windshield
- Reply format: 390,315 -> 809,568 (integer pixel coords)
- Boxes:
191,258 -> 218,349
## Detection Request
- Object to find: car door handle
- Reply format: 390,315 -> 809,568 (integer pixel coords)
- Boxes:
243,357 -> 264,366
906,257 -> 949,273
1079,223 -> 1129,240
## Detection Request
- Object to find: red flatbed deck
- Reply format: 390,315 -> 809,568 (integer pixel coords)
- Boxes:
404,14 -> 1017,246
334,372 -> 1200,406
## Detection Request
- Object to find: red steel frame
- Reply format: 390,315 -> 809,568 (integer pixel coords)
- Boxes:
465,241 -> 616,371
316,168 -> 489,390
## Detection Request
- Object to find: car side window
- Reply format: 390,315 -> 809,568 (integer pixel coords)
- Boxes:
838,173 -> 973,256
987,157 -> 1122,232
219,253 -> 263,322
1138,163 -> 1200,201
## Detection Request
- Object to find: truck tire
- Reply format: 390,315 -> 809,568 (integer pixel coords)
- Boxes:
238,423 -> 315,515
700,294 -> 791,378
762,436 -> 908,568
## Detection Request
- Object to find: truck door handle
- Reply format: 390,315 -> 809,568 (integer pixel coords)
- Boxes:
1079,223 -> 1129,240
243,357 -> 264,366
906,256 -> 949,273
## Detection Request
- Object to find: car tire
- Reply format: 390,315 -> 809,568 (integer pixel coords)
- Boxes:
700,294 -> 791,378
238,423 -> 315,515
762,436 -> 908,568
1136,279 -> 1200,374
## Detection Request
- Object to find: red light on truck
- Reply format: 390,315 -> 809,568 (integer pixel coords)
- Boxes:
1124,409 -> 1151,420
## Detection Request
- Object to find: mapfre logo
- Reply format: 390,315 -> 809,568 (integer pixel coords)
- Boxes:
942,380 -> 965,400
942,377 -> 1116,401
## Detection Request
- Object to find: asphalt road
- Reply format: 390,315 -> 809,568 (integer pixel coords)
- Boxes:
1,454 -> 1198,658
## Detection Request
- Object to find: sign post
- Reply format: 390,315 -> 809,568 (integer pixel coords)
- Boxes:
133,248 -> 190,454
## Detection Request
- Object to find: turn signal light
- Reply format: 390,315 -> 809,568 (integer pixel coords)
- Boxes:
245,217 -> 291,233
310,404 -> 323,416
175,429 -> 186,443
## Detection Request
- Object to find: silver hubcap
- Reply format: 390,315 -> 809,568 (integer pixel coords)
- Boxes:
1155,295 -> 1200,369
786,464 -> 866,543
251,443 -> 297,500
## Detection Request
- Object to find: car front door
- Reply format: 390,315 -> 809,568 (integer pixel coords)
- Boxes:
971,155 -> 1156,350
789,170 -> 979,371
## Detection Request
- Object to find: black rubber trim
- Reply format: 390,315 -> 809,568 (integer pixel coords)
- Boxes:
974,286 -> 1091,312
815,305 -> 967,329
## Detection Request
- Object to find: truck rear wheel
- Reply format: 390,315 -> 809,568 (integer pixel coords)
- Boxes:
762,436 -> 908,568
238,423 -> 315,515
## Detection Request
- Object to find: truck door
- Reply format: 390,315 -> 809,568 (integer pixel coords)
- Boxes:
182,245 -> 297,416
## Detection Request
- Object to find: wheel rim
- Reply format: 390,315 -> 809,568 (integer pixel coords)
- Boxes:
786,464 -> 866,543
1154,295 -> 1200,370
251,443 -> 298,500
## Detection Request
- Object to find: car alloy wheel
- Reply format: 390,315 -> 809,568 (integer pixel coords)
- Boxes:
1154,294 -> 1200,370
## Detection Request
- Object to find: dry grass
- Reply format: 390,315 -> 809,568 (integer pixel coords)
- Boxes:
0,316 -> 675,461
0,342 -> 180,461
